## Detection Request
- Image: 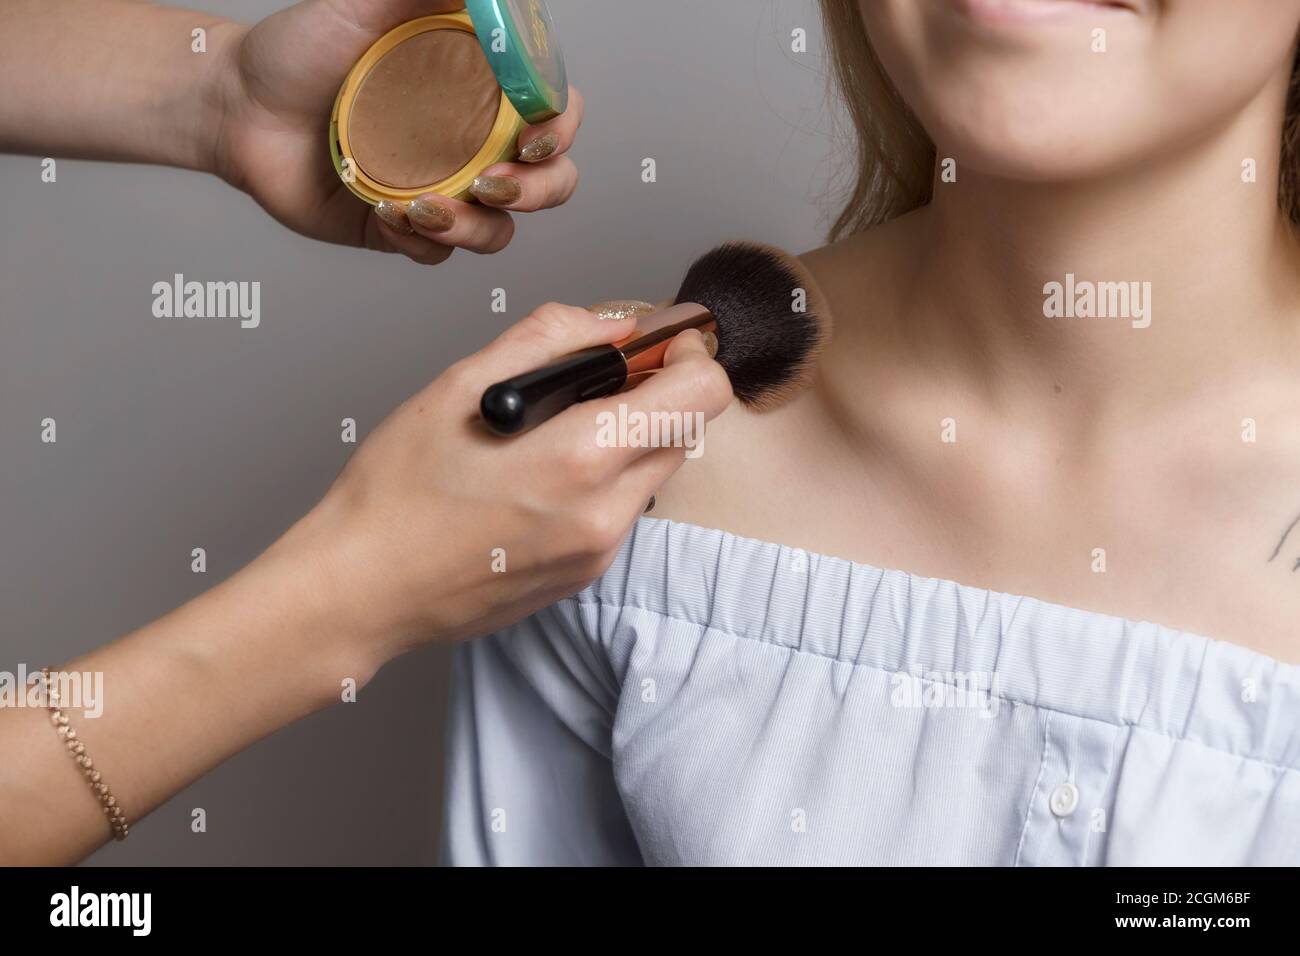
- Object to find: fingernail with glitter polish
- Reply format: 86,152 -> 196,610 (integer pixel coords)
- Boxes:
408,197 -> 456,233
375,200 -> 414,235
588,299 -> 657,321
470,175 -> 523,205
703,331 -> 719,359
519,131 -> 560,163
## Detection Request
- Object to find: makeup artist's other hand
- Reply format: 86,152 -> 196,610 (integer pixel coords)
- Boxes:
209,0 -> 582,265
284,304 -> 732,677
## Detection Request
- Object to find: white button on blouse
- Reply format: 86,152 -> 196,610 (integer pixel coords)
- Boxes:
1050,782 -> 1080,818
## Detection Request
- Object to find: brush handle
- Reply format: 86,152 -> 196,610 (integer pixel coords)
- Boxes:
480,345 -> 629,436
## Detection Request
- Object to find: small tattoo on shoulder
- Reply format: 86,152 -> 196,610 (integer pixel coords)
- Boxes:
1267,511 -> 1300,572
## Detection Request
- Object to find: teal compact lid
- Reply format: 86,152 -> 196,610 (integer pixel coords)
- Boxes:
464,0 -> 568,124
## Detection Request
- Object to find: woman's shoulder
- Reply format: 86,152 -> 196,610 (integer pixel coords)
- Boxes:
648,224 -> 907,541
796,211 -> 924,312
644,385 -> 799,535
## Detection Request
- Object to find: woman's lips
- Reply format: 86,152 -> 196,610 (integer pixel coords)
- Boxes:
952,0 -> 1136,26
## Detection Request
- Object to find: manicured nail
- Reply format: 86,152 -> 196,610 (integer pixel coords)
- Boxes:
519,131 -> 560,163
470,175 -> 523,205
703,330 -> 719,359
587,299 -> 656,321
407,197 -> 456,233
375,200 -> 414,235
643,495 -> 657,514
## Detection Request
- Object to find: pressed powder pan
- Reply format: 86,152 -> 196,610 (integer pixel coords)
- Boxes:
330,1 -> 568,205
348,30 -> 501,189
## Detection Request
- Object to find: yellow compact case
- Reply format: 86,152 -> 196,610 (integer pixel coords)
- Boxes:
330,14 -> 522,204
329,2 -> 568,205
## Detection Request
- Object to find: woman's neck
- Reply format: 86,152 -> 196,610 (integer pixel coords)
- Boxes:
855,66 -> 1300,431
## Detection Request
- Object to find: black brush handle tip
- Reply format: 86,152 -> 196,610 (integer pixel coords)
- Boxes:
480,344 -> 629,436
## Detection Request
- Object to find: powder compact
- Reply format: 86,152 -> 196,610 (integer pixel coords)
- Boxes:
330,0 -> 568,205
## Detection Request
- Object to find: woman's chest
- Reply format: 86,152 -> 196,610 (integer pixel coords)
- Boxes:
694,420 -> 1300,666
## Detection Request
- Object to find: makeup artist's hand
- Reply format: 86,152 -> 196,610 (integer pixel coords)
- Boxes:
291,303 -> 734,667
3,1 -> 581,264
210,0 -> 583,265
0,301 -> 731,866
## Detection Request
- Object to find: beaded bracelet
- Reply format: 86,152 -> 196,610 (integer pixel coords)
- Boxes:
41,667 -> 129,841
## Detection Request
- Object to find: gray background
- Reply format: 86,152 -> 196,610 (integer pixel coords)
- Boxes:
0,0 -> 843,864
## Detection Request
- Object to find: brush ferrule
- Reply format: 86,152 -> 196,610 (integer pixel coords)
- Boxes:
616,302 -> 716,375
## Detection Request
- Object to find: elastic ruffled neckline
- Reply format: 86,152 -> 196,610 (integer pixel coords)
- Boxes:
575,517 -> 1300,773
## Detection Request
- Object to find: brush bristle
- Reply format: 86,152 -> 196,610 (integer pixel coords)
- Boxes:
674,241 -> 828,411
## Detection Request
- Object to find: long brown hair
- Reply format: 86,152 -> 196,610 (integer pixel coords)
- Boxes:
819,0 -> 1300,239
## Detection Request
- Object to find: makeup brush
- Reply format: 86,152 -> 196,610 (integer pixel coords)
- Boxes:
480,242 -> 828,435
